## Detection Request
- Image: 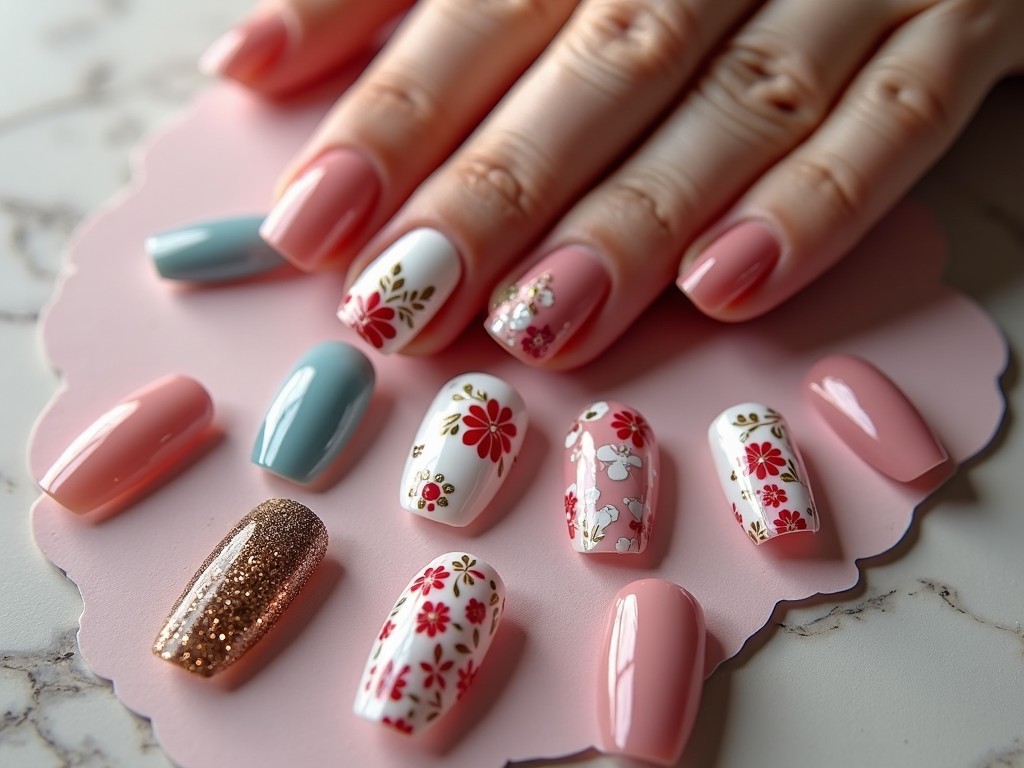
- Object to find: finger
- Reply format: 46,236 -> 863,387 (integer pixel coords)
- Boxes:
261,0 -> 579,271
340,0 -> 752,355
679,0 -> 1016,321
200,0 -> 415,96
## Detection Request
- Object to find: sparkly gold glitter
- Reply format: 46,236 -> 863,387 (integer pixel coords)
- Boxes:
152,498 -> 328,677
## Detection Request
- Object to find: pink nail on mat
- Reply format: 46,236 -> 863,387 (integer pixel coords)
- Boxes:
199,13 -> 290,80
678,220 -> 780,311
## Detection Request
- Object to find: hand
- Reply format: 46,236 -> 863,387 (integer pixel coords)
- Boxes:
202,0 -> 1024,368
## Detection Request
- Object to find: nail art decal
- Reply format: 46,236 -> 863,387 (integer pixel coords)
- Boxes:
564,401 -> 658,554
338,228 -> 460,353
400,373 -> 527,527
153,498 -> 328,677
708,403 -> 818,544
353,552 -> 506,735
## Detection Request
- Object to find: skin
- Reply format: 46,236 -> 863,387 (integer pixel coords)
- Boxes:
206,0 -> 1024,369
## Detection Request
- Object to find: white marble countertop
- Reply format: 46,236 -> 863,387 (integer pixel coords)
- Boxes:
1,2 -> 1022,766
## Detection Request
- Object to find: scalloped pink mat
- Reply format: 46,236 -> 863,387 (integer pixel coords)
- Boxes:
30,83 -> 1006,768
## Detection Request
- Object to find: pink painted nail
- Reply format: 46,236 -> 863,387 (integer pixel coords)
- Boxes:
485,245 -> 609,363
597,579 -> 705,766
678,220 -> 780,311
260,148 -> 380,271
38,375 -> 214,515
805,354 -> 948,481
564,401 -> 658,554
199,13 -> 290,80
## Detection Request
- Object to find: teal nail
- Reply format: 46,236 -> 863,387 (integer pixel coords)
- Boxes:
147,215 -> 286,282
252,342 -> 375,483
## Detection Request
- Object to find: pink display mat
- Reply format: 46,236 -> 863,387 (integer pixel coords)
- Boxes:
29,83 -> 1006,768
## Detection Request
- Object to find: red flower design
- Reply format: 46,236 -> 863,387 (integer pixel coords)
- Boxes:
759,484 -> 788,508
457,659 -> 478,700
611,410 -> 651,449
465,598 -> 486,625
420,645 -> 454,690
415,601 -> 451,637
745,442 -> 786,480
374,660 -> 410,701
629,516 -> 650,547
564,489 -> 578,539
411,565 -> 450,596
462,398 -> 518,462
378,620 -> 396,641
341,290 -> 397,349
382,717 -> 414,734
520,324 -> 555,359
732,503 -> 743,527
773,509 -> 808,534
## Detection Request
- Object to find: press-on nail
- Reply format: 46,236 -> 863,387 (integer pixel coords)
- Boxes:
400,373 -> 527,527
251,341 -> 374,483
199,12 -> 290,80
38,375 -> 213,516
708,403 -> 819,544
147,215 -> 286,282
597,579 -> 705,766
564,401 -> 658,554
678,220 -> 779,311
805,354 -> 948,481
153,498 -> 328,677
354,552 -> 506,735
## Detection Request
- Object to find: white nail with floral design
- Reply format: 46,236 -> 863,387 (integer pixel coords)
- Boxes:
564,401 -> 658,554
338,228 -> 461,353
708,402 -> 819,545
353,552 -> 506,735
400,373 -> 527,527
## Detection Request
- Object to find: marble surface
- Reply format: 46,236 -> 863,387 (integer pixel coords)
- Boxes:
1,2 -> 1022,766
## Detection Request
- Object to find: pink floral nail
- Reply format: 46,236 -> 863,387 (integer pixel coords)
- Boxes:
564,401 -> 659,554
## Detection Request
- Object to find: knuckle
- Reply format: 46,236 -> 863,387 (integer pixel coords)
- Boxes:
359,70 -> 438,142
861,61 -> 949,140
452,134 -> 554,223
790,154 -> 864,221
603,168 -> 696,243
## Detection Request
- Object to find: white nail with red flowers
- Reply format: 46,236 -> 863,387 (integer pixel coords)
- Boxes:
400,373 -> 527,527
564,401 -> 659,554
353,552 -> 506,735
708,402 -> 819,545
337,228 -> 461,353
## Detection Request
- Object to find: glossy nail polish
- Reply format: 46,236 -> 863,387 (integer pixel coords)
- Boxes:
400,373 -> 527,527
199,12 -> 290,80
485,245 -> 609,363
678,220 -> 780,311
38,375 -> 213,515
353,552 -> 506,735
564,401 -> 658,554
806,354 -> 948,481
147,215 -> 286,282
597,579 -> 705,766
251,341 -> 374,483
708,402 -> 819,544
153,498 -> 328,677
260,148 -> 381,271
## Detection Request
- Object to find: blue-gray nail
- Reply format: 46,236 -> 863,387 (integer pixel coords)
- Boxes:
147,215 -> 286,282
252,342 -> 375,483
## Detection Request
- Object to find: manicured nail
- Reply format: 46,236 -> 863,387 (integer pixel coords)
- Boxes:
806,354 -> 948,482
38,375 -> 213,516
564,401 -> 658,554
147,215 -> 286,282
251,341 -> 374,483
199,12 -> 290,80
260,148 -> 381,271
678,220 -> 780,311
597,579 -> 705,766
153,498 -> 328,677
338,228 -> 461,353
708,403 -> 819,545
353,552 -> 506,735
485,245 -> 609,363
400,373 -> 527,527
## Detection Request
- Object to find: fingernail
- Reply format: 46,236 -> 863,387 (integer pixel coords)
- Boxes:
806,354 -> 948,481
153,498 -> 328,677
38,375 -> 213,516
199,13 -> 290,80
354,552 -> 506,735
708,403 -> 819,544
564,401 -> 658,554
597,579 -> 705,766
251,341 -> 375,483
400,373 -> 527,527
678,220 -> 780,311
260,148 -> 381,271
338,228 -> 461,353
147,215 -> 286,282
485,245 -> 609,363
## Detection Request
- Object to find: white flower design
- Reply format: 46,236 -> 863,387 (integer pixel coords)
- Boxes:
582,486 -> 601,513
507,302 -> 534,331
624,496 -> 644,521
594,503 -> 619,529
579,401 -> 609,422
615,537 -> 637,553
596,443 -> 643,481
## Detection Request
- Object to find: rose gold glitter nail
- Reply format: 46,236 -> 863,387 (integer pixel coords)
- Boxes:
152,498 -> 328,677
